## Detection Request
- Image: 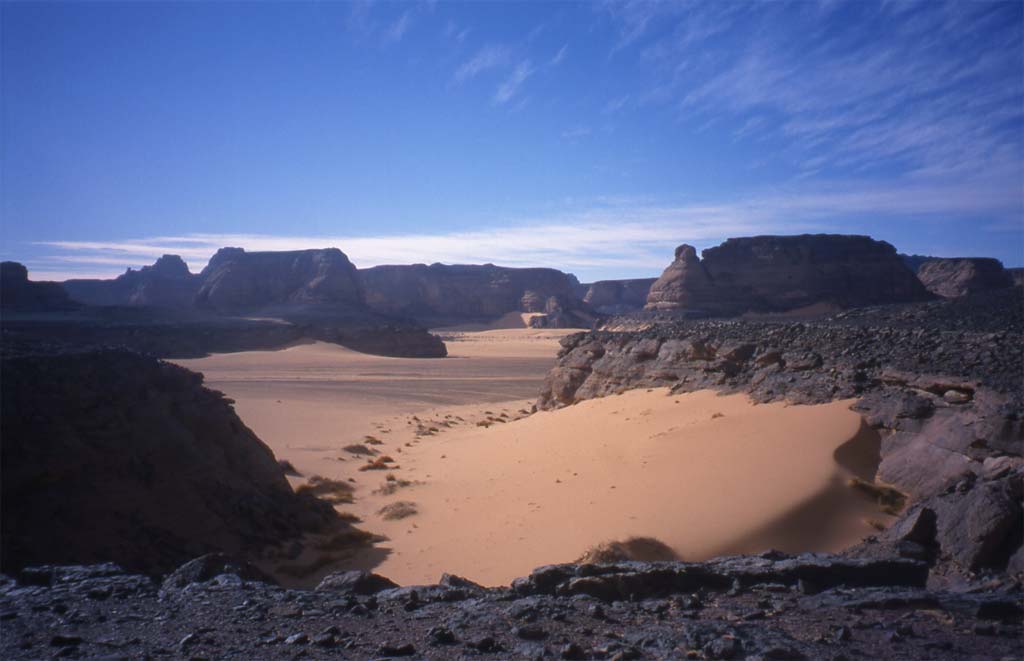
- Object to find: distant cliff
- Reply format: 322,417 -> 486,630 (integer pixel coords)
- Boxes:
195,248 -> 365,314
583,278 -> 656,315
915,258 -> 1014,298
645,235 -> 931,315
64,255 -> 199,308
1,261 -> 77,312
359,263 -> 596,328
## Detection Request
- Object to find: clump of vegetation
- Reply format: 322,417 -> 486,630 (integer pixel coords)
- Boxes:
476,421 -> 492,428
576,536 -> 679,564
313,528 -> 378,552
711,412 -> 725,419
343,443 -> 377,456
359,456 -> 397,471
363,435 -> 384,445
278,459 -> 301,476
378,500 -> 418,520
296,475 -> 355,504
848,477 -> 907,515
373,476 -> 420,495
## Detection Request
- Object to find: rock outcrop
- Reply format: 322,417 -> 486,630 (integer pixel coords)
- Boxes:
196,248 -> 364,314
359,263 -> 596,328
1,262 -> 77,311
0,350 -> 343,576
645,235 -> 932,315
5,259 -> 446,358
582,278 -> 656,315
2,550 -> 1020,660
63,255 -> 200,308
915,258 -> 1014,298
538,288 -> 1024,579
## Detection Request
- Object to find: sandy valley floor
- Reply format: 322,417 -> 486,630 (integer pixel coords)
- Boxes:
177,327 -> 892,587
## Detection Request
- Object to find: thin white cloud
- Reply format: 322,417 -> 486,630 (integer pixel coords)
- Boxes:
550,44 -> 568,66
453,45 -> 509,83
383,10 -> 414,44
493,60 -> 534,105
30,176 -> 1021,281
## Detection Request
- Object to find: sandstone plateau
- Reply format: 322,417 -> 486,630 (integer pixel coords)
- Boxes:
359,263 -> 596,328
63,254 -> 199,308
645,235 -> 932,316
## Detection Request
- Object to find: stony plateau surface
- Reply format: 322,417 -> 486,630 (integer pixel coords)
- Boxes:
2,551 -> 1020,660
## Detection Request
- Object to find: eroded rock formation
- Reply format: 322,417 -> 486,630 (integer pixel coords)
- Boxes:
583,278 -> 656,315
196,247 -> 365,314
915,258 -> 1014,298
359,263 -> 596,328
645,235 -> 932,315
1,262 -> 77,312
63,255 -> 200,308
0,350 -> 342,576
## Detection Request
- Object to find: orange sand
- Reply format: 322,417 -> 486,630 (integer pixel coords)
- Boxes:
178,333 -> 889,587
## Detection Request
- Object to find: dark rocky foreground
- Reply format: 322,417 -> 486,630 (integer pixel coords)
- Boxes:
0,350 -> 349,578
2,552 -> 1021,660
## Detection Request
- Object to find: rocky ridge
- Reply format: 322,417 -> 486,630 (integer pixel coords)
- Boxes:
359,263 -> 597,328
63,255 -> 200,308
645,235 -> 932,316
539,288 -> 1024,583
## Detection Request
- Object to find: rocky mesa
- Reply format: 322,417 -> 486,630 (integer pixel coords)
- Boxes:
645,235 -> 932,316
359,263 -> 597,328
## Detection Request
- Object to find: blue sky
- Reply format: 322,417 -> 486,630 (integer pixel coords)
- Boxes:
2,0 -> 1021,282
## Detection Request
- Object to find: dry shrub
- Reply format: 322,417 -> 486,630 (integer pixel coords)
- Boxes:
378,501 -> 418,520
359,456 -> 396,471
364,435 -> 384,445
373,478 -> 420,496
313,528 -> 378,552
296,475 -> 354,504
343,443 -> 376,456
848,477 -> 907,515
576,536 -> 679,564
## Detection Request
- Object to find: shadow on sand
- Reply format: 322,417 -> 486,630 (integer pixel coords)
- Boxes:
701,418 -> 886,558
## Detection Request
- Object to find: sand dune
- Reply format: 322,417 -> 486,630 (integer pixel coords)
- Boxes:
178,333 -> 891,587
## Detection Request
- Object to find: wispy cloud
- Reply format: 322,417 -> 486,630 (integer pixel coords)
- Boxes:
453,45 -> 509,83
549,44 -> 568,66
30,175 -> 1021,281
494,60 -> 534,105
383,9 -> 414,44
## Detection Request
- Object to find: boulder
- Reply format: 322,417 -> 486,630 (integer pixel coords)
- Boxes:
315,570 -> 398,595
645,235 -> 932,316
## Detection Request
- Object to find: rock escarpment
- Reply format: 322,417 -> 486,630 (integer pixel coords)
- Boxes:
0,350 -> 342,576
196,248 -> 364,314
7,259 -> 446,358
539,288 -> 1024,580
583,278 -> 657,315
645,235 -> 932,315
359,263 -> 596,328
63,255 -> 200,308
915,258 -> 1014,298
1,261 -> 77,311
